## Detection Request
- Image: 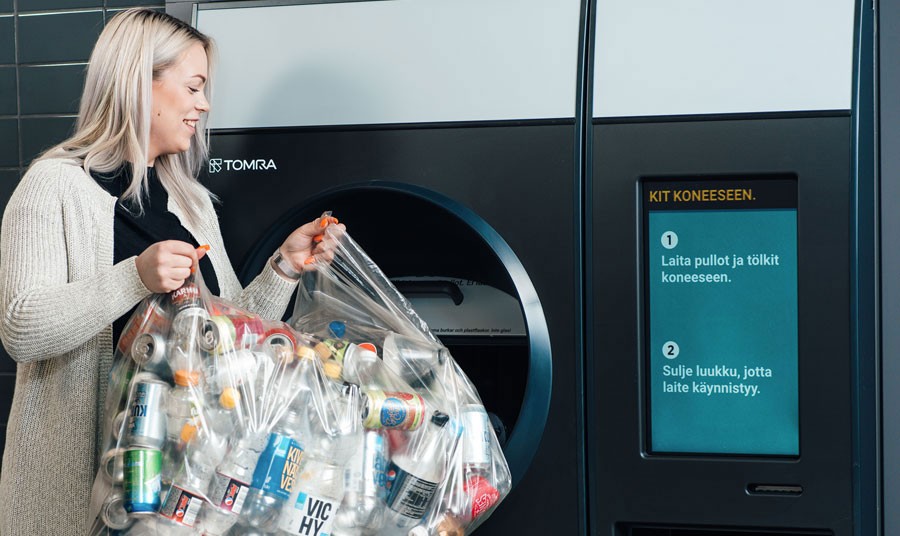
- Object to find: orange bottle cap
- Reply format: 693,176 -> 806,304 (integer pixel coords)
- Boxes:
174,369 -> 201,387
180,422 -> 198,444
219,387 -> 240,410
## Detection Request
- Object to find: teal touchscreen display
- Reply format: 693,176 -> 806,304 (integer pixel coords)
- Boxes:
643,177 -> 799,456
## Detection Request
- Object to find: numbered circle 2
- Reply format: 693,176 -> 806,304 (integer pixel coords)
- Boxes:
662,341 -> 680,359
661,231 -> 678,249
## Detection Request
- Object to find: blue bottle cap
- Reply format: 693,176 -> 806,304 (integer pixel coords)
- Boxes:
329,320 -> 346,338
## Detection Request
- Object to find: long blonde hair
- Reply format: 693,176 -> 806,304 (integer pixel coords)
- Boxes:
40,8 -> 216,229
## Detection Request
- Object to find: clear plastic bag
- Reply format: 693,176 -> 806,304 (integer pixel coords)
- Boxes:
87,219 -> 510,535
292,221 -> 512,536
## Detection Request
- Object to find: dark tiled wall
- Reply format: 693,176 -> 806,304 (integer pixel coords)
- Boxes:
0,0 -> 163,472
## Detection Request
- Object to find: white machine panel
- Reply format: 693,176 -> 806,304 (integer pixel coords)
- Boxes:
593,0 -> 855,117
195,0 -> 581,129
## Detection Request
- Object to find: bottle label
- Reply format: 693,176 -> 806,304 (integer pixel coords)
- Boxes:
464,474 -> 500,520
385,462 -> 439,520
278,491 -> 338,535
251,433 -> 303,499
159,484 -> 203,527
210,472 -> 251,514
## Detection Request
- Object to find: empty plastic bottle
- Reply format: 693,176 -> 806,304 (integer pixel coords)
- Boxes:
239,406 -> 306,532
157,433 -> 218,534
196,431 -> 268,536
381,412 -> 453,535
380,332 -> 447,389
166,369 -> 203,443
332,429 -> 389,534
205,386 -> 240,438
276,384 -> 361,536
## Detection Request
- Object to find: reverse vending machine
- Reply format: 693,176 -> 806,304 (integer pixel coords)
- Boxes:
587,1 -> 878,535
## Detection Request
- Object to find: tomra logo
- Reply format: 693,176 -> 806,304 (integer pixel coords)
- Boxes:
208,158 -> 277,173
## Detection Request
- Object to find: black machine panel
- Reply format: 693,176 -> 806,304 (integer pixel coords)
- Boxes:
589,116 -> 853,535
201,122 -> 582,535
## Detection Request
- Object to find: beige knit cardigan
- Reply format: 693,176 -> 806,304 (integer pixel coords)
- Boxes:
0,157 -> 297,535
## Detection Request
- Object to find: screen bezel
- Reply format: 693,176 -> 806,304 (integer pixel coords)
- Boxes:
639,173 -> 801,459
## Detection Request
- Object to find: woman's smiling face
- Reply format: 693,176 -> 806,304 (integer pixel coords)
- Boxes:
148,42 -> 209,166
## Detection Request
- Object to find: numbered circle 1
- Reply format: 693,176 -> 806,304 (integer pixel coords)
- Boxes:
662,341 -> 680,359
661,231 -> 678,249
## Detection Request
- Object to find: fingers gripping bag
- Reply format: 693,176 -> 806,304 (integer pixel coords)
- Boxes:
86,266 -> 332,536
291,221 -> 512,536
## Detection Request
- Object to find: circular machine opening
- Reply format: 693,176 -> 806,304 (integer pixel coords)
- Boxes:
238,181 -> 551,486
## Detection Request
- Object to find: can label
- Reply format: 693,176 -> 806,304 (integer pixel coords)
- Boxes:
159,484 -> 204,527
123,448 -> 162,513
278,491 -> 338,535
464,474 -> 500,520
229,314 -> 265,347
251,433 -> 303,500
384,463 -> 438,520
171,282 -> 201,312
125,380 -> 167,448
363,390 -> 425,431
322,338 -> 350,362
117,300 -> 169,356
209,472 -> 251,514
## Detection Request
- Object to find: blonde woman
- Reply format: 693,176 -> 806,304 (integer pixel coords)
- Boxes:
0,9 -> 336,534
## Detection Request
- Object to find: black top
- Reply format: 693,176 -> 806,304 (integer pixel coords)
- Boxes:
92,165 -> 220,345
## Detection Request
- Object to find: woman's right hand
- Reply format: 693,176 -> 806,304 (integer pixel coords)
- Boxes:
135,240 -> 206,293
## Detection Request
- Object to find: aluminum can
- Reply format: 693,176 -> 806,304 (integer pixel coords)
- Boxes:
200,315 -> 230,353
116,299 -> 169,357
123,447 -> 163,514
461,404 -> 492,470
362,389 -> 425,431
262,325 -> 296,353
124,378 -> 168,448
111,410 -> 127,442
100,447 -> 125,484
130,333 -> 171,379
203,314 -> 271,353
101,488 -> 134,530
171,306 -> 210,343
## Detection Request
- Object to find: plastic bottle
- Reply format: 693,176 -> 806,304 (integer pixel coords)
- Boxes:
166,369 -> 203,443
332,429 -> 389,535
196,431 -> 268,536
157,432 -> 218,534
205,386 -> 240,438
380,332 -> 447,389
407,406 -> 508,536
457,405 -> 503,523
276,384 -> 361,536
238,406 -> 306,532
381,412 -> 453,535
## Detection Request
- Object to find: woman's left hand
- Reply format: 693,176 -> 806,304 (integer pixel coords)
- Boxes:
278,214 -> 345,274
